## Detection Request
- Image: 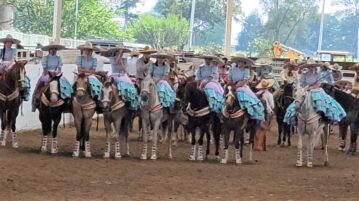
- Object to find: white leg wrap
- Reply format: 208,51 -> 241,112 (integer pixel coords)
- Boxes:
220,149 -> 229,164
11,132 -> 18,148
85,141 -> 91,158
140,144 -> 148,160
235,149 -> 242,164
150,144 -> 157,160
50,137 -> 58,154
72,141 -> 80,158
104,142 -> 110,158
189,145 -> 196,161
197,145 -> 204,161
0,130 -> 7,146
41,136 -> 48,152
115,141 -> 121,159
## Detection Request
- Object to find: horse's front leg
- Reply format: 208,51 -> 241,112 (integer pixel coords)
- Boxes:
339,121 -> 348,151
277,119 -> 282,146
248,122 -> 256,162
296,130 -> 303,167
220,127 -> 230,164
103,117 -> 112,159
83,116 -> 93,158
72,115 -> 82,158
40,112 -> 51,152
50,113 -> 62,154
167,118 -> 174,159
151,118 -> 161,160
349,123 -> 359,155
323,123 -> 330,166
140,115 -> 149,160
0,111 -> 6,146
188,124 -> 196,161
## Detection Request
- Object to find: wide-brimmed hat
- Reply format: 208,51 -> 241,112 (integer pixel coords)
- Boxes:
41,41 -> 66,51
330,63 -> 343,71
94,45 -> 107,53
139,46 -> 157,54
256,79 -> 275,89
108,43 -> 131,53
349,63 -> 359,71
231,56 -> 254,66
299,59 -> 323,68
151,51 -> 174,61
211,57 -> 225,66
196,54 -> 219,60
254,57 -> 272,67
283,60 -> 298,69
77,42 -> 96,50
0,34 -> 21,44
130,49 -> 140,56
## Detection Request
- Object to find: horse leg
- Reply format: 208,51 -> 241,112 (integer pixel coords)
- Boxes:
286,124 -> 291,147
115,117 -> 124,159
103,117 -> 112,159
0,111 -> 6,146
307,132 -> 315,168
40,112 -> 51,152
151,118 -> 161,160
277,120 -> 282,146
72,116 -> 82,158
50,114 -> 62,154
205,128 -> 211,158
339,121 -> 348,151
248,121 -> 256,162
323,123 -> 330,166
296,131 -> 303,167
213,119 -> 221,159
167,118 -> 174,159
220,128 -> 230,164
188,125 -> 196,161
9,110 -> 19,148
83,118 -> 93,158
197,128 -> 205,161
349,123 -> 359,155
140,116 -> 149,160
239,129 -> 244,163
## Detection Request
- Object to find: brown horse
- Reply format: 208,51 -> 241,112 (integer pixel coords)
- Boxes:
72,73 -> 96,158
0,60 -> 27,148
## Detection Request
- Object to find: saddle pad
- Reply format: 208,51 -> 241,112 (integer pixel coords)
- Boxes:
116,80 -> 140,110
59,77 -> 73,99
88,75 -> 103,100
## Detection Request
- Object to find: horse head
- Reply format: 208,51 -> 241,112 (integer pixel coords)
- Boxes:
47,72 -> 62,104
74,72 -> 90,99
100,77 -> 116,111
140,74 -> 156,107
224,85 -> 238,111
294,87 -> 310,113
7,60 -> 27,90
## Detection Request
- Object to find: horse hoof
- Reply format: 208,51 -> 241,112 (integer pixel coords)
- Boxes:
236,159 -> 242,164
296,161 -> 303,167
72,154 -> 79,158
307,162 -> 313,168
324,161 -> 329,166
150,155 -> 157,160
115,154 -> 122,159
12,142 -> 18,149
41,147 -> 47,153
85,152 -> 92,158
220,158 -> 227,164
188,155 -> 196,161
168,155 -> 173,159
103,152 -> 110,159
140,155 -> 147,160
50,149 -> 58,154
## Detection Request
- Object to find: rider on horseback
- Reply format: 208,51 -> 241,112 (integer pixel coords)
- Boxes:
32,41 -> 72,112
195,55 -> 224,113
321,62 -> 335,84
228,56 -> 265,121
136,46 -> 157,88
0,34 -> 30,101
108,43 -> 139,110
255,57 -> 279,89
149,52 -> 176,108
284,60 -> 346,125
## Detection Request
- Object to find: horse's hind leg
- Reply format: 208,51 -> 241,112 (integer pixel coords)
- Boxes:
197,128 -> 205,161
339,121 -> 348,151
323,124 -> 330,166
277,120 -> 282,146
83,118 -> 93,158
220,128 -> 230,164
348,123 -> 359,155
248,121 -> 256,162
140,118 -> 149,160
188,125 -> 196,161
103,118 -> 112,158
0,111 -> 6,146
167,118 -> 174,159
307,132 -> 315,168
296,132 -> 303,167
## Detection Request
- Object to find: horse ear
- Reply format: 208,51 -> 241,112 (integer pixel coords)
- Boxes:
73,71 -> 79,76
56,72 -> 63,78
23,60 -> 28,65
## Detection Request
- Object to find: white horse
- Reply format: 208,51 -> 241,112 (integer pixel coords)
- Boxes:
140,75 -> 174,160
294,87 -> 329,167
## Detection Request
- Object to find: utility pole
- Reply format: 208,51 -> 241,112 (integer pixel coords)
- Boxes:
74,0 -> 79,40
188,0 -> 196,50
317,0 -> 325,52
52,0 -> 63,43
224,0 -> 234,56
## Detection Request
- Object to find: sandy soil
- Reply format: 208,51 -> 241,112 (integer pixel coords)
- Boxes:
0,118 -> 358,201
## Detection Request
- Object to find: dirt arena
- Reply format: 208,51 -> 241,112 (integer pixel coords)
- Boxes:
0,119 -> 358,201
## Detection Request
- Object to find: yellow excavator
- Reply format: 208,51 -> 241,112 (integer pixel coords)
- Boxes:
272,41 -> 305,60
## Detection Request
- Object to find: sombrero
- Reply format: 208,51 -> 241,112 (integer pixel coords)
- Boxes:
256,79 -> 275,89
283,60 -> 298,69
151,51 -> 174,60
299,59 -> 323,68
130,49 -> 140,56
254,57 -> 272,67
330,63 -> 343,71
212,57 -> 225,66
94,45 -> 107,52
0,34 -> 21,44
196,54 -> 218,60
108,43 -> 131,53
349,63 -> 359,71
41,41 -> 66,51
231,56 -> 254,66
323,62 -> 331,69
139,46 -> 157,54
77,42 -> 96,50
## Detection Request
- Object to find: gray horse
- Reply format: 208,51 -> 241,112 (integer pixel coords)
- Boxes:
294,88 -> 329,167
72,73 -> 96,158
101,78 -> 130,159
140,75 -> 173,160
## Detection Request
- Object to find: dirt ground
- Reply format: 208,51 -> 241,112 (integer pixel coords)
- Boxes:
0,118 -> 358,201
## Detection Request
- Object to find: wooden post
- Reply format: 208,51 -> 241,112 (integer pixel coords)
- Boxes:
52,0 -> 63,43
224,0 -> 234,56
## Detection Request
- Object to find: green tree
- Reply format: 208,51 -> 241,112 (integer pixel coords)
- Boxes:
236,11 -> 264,52
128,14 -> 189,49
8,0 -> 132,41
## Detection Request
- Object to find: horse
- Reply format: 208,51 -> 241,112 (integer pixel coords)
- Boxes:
183,82 -> 221,161
139,75 -> 174,160
221,85 -> 248,164
275,82 -> 295,146
72,73 -> 97,158
0,60 -> 27,148
100,77 -> 131,159
322,83 -> 359,155
294,87 -> 329,167
38,72 -> 67,153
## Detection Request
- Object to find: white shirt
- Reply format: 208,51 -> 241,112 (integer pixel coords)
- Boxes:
127,57 -> 138,76
93,53 -> 110,72
257,89 -> 274,114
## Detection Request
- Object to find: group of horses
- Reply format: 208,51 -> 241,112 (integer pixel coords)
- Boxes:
1,61 -> 359,167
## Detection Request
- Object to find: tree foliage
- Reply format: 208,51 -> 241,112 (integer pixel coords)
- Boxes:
128,14 -> 189,49
8,0 -> 132,41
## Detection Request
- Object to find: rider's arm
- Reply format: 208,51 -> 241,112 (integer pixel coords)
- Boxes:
41,56 -> 49,74
58,56 -> 63,72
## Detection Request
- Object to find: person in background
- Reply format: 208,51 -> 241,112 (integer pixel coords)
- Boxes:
136,46 -> 157,88
76,42 -> 97,73
93,46 -> 109,72
219,57 -> 229,84
321,62 -> 335,84
331,63 -> 343,82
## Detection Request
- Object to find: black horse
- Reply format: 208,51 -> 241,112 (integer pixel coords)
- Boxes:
275,83 -> 295,146
183,82 -> 221,161
38,73 -> 68,154
322,83 -> 359,155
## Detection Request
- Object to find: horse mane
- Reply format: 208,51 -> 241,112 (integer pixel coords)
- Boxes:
332,86 -> 359,112
184,82 -> 208,108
